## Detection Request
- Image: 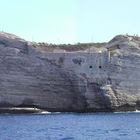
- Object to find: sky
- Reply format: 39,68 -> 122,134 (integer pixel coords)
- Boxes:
0,0 -> 140,43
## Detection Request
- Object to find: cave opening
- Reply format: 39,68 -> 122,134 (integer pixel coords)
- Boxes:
89,65 -> 93,68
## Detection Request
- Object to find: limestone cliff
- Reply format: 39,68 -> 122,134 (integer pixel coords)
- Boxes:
0,32 -> 140,112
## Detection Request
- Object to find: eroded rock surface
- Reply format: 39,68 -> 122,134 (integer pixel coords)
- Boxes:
0,32 -> 140,112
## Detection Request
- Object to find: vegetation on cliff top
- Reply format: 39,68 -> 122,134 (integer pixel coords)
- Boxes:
31,42 -> 107,51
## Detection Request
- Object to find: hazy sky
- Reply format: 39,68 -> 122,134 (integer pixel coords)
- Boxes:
0,0 -> 140,43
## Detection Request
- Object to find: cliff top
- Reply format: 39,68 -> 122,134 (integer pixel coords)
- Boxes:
0,32 -> 25,42
0,32 -> 140,53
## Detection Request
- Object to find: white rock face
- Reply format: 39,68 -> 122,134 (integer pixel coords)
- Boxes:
105,35 -> 140,111
0,32 -> 140,112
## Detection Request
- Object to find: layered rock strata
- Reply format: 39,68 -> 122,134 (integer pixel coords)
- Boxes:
0,32 -> 140,112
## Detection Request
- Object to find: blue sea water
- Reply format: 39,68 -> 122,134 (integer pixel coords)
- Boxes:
0,112 -> 140,140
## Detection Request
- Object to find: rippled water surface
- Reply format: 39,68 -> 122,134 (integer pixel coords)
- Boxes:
0,112 -> 140,140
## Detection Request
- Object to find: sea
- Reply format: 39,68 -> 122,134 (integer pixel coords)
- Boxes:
0,112 -> 140,140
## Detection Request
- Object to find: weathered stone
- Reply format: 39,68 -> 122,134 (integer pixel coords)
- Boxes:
0,32 -> 140,112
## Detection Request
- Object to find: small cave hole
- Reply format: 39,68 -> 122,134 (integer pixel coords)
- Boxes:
89,65 -> 92,69
99,66 -> 102,69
